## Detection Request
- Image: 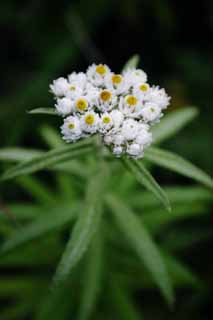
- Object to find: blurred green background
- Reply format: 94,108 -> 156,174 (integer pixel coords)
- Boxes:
0,0 -> 213,319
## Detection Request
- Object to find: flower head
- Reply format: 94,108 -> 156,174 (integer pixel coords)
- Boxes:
50,62 -> 170,159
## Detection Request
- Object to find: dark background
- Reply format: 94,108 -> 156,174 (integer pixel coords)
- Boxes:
0,0 -> 213,319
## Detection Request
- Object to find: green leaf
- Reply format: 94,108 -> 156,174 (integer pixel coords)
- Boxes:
28,108 -> 58,115
122,54 -> 140,71
144,147 -> 213,189
152,107 -> 198,144
77,229 -> 103,320
0,148 -> 43,162
40,125 -> 65,148
128,186 -> 212,211
1,139 -> 94,181
106,194 -> 174,306
1,205 -> 77,254
122,158 -> 171,211
52,166 -> 107,289
0,147 -> 89,178
16,176 -> 56,205
37,164 -> 108,320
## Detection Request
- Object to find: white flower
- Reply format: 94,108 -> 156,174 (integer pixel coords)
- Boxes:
103,134 -> 113,145
113,145 -> 123,156
147,86 -> 170,109
119,95 -> 141,117
55,97 -> 72,116
68,72 -> 87,86
87,64 -> 111,86
81,111 -> 99,133
50,77 -> 69,96
135,125 -> 152,146
141,103 -> 162,123
61,116 -> 82,142
127,143 -> 142,157
50,63 -> 171,159
106,73 -> 129,95
123,69 -> 147,86
96,89 -> 117,112
73,96 -> 90,113
121,119 -> 139,140
112,133 -> 125,145
110,110 -> 124,129
133,83 -> 150,100
99,113 -> 113,133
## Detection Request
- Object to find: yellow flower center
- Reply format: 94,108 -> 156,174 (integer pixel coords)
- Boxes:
112,74 -> 123,84
68,123 -> 75,129
100,90 -> 112,102
85,114 -> 95,125
70,85 -> 76,91
96,64 -> 107,75
139,83 -> 149,92
102,116 -> 111,124
76,98 -> 88,111
126,95 -> 138,106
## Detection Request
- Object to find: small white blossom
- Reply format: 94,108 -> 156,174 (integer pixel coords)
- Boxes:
61,116 -> 82,142
141,103 -> 162,123
127,143 -> 142,157
110,110 -> 124,129
55,97 -> 72,116
99,113 -> 113,133
81,111 -> 99,133
121,119 -> 139,140
50,77 -> 69,96
123,69 -> 147,86
113,145 -> 123,156
87,64 -> 111,86
147,86 -> 170,110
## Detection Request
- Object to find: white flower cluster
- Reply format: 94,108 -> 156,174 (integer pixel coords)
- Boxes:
50,64 -> 170,158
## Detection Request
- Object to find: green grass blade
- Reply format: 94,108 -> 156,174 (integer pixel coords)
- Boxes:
122,158 -> 171,211
28,108 -> 58,115
1,205 -> 77,254
144,147 -> 213,189
106,194 -> 174,306
77,229 -> 103,320
152,107 -> 198,144
122,54 -> 140,71
1,139 -> 94,181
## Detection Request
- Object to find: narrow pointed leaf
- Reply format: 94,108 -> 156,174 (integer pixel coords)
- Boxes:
0,148 -> 43,162
28,108 -> 58,115
1,205 -> 77,254
77,229 -> 103,320
52,164 -> 108,289
152,107 -> 198,144
122,158 -> 171,211
122,54 -> 140,71
1,139 -> 94,181
144,147 -> 213,189
106,194 -> 174,306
